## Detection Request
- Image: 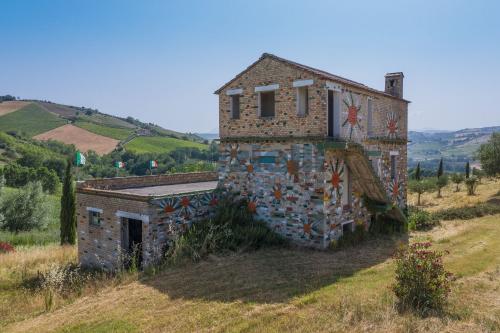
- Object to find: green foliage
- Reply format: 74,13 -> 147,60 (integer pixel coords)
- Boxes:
408,207 -> 437,231
0,186 -> 60,245
74,121 -> 133,140
0,164 -> 60,194
124,136 -> 207,154
0,182 -> 50,233
432,203 -> 500,221
465,176 -> 479,195
0,95 -> 16,102
60,160 -> 76,245
450,173 -> 465,192
437,158 -> 443,179
165,195 -> 286,264
330,223 -> 367,250
408,178 -> 436,206
415,162 -> 421,180
436,174 -> 448,198
393,242 -> 453,316
476,132 -> 500,176
0,103 -> 67,136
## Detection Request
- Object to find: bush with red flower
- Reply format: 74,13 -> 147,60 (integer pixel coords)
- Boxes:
0,241 -> 15,254
392,242 -> 454,316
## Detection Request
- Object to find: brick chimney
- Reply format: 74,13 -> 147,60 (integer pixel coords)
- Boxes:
385,72 -> 404,98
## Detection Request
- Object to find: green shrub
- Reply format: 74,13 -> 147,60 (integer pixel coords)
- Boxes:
165,195 -> 286,263
465,176 -> 479,195
330,222 -> 367,250
432,203 -> 500,221
408,208 -> 438,231
392,242 -> 454,316
0,181 -> 50,233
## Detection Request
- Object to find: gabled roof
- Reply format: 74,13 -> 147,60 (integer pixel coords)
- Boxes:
214,53 -> 410,103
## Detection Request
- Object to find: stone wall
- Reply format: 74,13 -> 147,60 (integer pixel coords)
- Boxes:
218,56 -> 408,143
218,141 -> 371,248
78,171 -> 217,190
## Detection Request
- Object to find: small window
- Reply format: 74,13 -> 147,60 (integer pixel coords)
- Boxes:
296,86 -> 308,116
230,95 -> 240,119
259,91 -> 275,118
390,155 -> 397,180
89,211 -> 102,226
367,98 -> 373,136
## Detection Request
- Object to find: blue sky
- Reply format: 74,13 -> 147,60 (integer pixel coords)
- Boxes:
1,0 -> 499,133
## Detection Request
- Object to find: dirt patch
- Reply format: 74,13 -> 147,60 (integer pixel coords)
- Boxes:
0,101 -> 31,117
34,124 -> 119,155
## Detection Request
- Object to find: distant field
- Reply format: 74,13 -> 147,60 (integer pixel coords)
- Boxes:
34,124 -> 119,155
0,101 -> 31,117
124,136 -> 208,154
0,104 -> 67,136
77,113 -> 136,129
74,120 -> 134,140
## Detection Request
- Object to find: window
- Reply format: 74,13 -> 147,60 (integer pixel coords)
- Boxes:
89,211 -> 102,226
367,98 -> 373,136
230,95 -> 240,119
296,86 -> 308,116
259,91 -> 275,117
391,155 -> 397,180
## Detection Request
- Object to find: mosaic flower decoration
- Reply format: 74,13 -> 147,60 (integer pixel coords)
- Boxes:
247,194 -> 259,213
386,112 -> 399,139
342,92 -> 363,140
178,196 -> 195,218
225,143 -> 240,165
272,183 -> 283,203
201,192 -> 219,207
326,158 -> 344,205
157,197 -> 177,214
389,178 -> 405,207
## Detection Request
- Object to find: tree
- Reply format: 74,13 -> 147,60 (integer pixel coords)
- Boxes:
415,162 -> 421,181
409,178 -> 435,206
436,174 -> 448,198
0,182 -> 49,233
465,161 -> 470,179
476,132 -> 500,176
60,159 -> 76,245
465,176 -> 479,196
450,173 -> 464,192
437,158 -> 443,179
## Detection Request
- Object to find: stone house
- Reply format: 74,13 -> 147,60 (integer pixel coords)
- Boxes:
216,53 -> 409,248
76,53 -> 409,270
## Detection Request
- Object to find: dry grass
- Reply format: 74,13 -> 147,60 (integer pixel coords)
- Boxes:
34,124 -> 120,155
2,213 -> 500,333
0,101 -> 31,117
408,177 -> 500,212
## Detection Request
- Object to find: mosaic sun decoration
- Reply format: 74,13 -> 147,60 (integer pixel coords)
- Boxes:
326,158 -> 344,205
342,92 -> 363,140
157,197 -> 177,214
225,143 -> 240,165
386,112 -> 399,139
201,192 -> 219,207
178,195 -> 195,218
389,177 -> 405,207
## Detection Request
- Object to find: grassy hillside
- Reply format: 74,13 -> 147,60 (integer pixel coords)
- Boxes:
124,136 -> 208,154
408,126 -> 500,171
1,179 -> 499,332
0,104 -> 67,136
74,121 -> 133,140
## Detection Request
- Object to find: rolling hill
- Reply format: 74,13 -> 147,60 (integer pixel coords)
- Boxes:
408,126 -> 499,171
0,98 -> 207,155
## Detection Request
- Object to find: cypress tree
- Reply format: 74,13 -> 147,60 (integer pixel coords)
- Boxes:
465,161 -> 470,178
60,159 -> 76,245
437,158 -> 443,179
415,162 -> 421,181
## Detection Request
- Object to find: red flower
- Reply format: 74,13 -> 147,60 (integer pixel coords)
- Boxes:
0,242 -> 15,253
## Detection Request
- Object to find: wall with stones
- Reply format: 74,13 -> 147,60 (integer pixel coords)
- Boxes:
218,57 -> 409,145
218,141 -> 371,248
